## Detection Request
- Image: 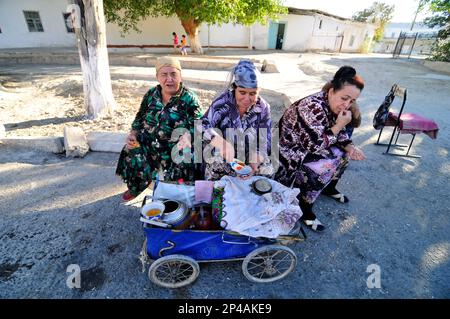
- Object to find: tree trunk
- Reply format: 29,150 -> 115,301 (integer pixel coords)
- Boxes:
179,16 -> 203,54
72,0 -> 116,119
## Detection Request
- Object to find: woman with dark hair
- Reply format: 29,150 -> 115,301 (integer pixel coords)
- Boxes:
320,81 -> 361,203
275,66 -> 366,232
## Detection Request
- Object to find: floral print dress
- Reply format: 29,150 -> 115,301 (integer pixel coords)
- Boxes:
274,91 -> 351,204
116,84 -> 202,196
201,90 -> 272,180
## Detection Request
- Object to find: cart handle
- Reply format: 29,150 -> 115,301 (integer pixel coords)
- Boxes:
142,195 -> 153,207
221,232 -> 257,246
159,240 -> 176,257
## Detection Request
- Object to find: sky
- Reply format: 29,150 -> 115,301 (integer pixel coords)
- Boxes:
283,0 -> 431,23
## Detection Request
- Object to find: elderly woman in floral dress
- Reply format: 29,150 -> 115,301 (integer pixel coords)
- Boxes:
201,59 -> 272,180
275,66 -> 366,232
116,57 -> 202,201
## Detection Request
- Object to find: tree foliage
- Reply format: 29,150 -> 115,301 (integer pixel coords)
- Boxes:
103,0 -> 287,52
421,0 -> 450,62
352,2 -> 395,42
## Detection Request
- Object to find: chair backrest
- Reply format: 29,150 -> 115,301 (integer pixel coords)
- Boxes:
373,84 -> 407,129
393,85 -> 407,99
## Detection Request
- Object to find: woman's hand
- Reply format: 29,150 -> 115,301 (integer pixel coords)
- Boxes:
210,135 -> 235,162
237,151 -> 263,180
249,163 -> 260,175
336,110 -> 352,128
236,163 -> 258,180
176,132 -> 191,150
331,110 -> 352,135
345,144 -> 366,160
125,131 -> 139,150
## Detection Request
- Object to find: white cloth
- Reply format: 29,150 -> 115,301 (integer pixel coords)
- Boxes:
214,176 -> 302,238
152,182 -> 195,207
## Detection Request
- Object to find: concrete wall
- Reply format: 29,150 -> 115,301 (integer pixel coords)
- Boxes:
0,0 -> 249,50
257,13 -> 375,53
106,16 -> 184,47
281,14 -> 315,51
107,15 -> 250,49
373,38 -> 397,53
384,22 -> 439,39
308,15 -> 375,52
374,37 -> 435,56
252,23 -> 270,50
0,1 -> 374,53
309,14 -> 342,51
199,23 -> 250,48
0,0 -> 76,48
422,60 -> 450,75
340,21 -> 375,52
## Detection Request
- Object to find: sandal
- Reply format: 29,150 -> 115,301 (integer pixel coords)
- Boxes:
323,191 -> 349,203
302,218 -> 325,232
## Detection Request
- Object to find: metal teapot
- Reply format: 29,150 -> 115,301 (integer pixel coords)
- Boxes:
160,199 -> 190,228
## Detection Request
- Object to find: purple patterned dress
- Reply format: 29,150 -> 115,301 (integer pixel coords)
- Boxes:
201,90 -> 272,180
274,91 -> 351,204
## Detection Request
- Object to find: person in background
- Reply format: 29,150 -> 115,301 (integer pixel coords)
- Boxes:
180,35 -> 188,56
172,32 -> 179,53
275,66 -> 366,232
116,57 -> 202,201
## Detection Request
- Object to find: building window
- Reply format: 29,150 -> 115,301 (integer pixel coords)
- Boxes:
391,32 -> 396,38
349,35 -> 355,47
336,26 -> 339,31
319,20 -> 323,29
23,11 -> 44,32
63,13 -> 75,33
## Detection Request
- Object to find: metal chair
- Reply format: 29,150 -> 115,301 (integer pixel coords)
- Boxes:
373,84 -> 439,158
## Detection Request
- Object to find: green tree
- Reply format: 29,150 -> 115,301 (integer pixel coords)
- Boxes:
103,0 -> 287,53
352,2 -> 395,42
421,0 -> 450,62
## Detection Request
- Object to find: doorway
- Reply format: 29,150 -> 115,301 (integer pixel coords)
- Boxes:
268,22 -> 286,50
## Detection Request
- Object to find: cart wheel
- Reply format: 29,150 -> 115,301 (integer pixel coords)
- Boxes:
148,254 -> 200,288
139,238 -> 150,273
242,245 -> 297,283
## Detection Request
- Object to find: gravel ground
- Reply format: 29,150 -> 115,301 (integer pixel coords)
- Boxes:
0,52 -> 449,298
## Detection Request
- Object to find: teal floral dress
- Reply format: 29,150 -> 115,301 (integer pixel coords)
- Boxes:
116,84 -> 202,196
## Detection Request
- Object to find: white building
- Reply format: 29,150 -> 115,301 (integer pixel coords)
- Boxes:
0,0 -> 76,48
374,22 -> 440,55
0,0 -> 375,53
270,8 -> 376,52
383,22 -> 440,39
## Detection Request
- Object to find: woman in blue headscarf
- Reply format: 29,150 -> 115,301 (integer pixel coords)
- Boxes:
201,59 -> 272,180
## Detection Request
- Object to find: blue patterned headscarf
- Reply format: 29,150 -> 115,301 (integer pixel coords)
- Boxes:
233,59 -> 259,88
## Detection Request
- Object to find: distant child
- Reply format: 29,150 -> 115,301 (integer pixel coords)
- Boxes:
180,35 -> 188,56
172,32 -> 179,53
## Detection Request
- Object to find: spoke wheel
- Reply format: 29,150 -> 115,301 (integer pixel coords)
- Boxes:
148,255 -> 199,288
242,245 -> 297,283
